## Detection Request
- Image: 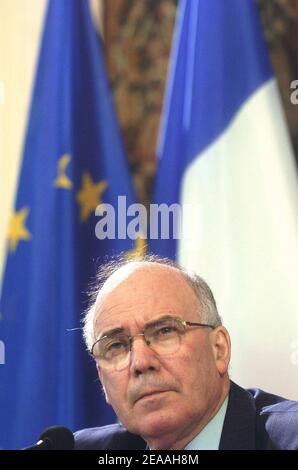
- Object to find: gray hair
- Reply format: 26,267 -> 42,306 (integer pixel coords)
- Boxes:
82,254 -> 222,352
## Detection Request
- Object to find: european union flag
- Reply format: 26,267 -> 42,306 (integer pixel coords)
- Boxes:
0,0 -> 140,449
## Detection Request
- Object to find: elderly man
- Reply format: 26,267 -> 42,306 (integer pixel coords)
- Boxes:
75,256 -> 298,450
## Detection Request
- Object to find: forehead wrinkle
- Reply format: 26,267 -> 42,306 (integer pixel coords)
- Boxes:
93,298 -> 152,340
93,263 -> 202,337
95,291 -> 160,326
94,300 -> 127,332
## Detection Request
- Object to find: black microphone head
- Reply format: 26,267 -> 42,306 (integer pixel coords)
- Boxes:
39,426 -> 74,450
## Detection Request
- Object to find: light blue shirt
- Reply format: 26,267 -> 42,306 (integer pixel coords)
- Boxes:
184,396 -> 229,450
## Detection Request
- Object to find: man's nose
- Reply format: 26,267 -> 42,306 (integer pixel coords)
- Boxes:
129,335 -> 160,377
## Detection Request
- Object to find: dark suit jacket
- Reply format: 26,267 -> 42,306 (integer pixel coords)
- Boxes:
74,382 -> 298,450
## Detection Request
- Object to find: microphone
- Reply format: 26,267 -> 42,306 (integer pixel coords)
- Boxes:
23,426 -> 74,450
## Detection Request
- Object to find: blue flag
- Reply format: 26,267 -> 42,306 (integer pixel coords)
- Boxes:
0,0 -> 139,449
151,0 -> 298,398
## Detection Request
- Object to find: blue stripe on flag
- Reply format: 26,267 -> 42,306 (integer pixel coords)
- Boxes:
151,0 -> 273,258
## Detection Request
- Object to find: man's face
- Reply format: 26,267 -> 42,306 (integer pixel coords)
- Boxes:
94,263 -> 230,450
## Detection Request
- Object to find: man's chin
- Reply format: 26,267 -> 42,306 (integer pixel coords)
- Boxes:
128,409 -> 178,443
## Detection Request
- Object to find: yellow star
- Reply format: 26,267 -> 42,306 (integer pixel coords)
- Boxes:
125,237 -> 147,260
53,153 -> 73,189
76,172 -> 108,222
7,207 -> 31,252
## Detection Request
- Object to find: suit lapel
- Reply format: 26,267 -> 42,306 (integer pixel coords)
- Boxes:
219,381 -> 256,450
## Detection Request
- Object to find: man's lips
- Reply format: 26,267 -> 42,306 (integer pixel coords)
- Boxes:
135,389 -> 170,403
129,381 -> 178,405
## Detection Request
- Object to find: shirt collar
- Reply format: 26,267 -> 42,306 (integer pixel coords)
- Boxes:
184,396 -> 229,450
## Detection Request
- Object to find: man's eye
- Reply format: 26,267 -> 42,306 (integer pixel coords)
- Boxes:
156,325 -> 176,336
107,341 -> 126,352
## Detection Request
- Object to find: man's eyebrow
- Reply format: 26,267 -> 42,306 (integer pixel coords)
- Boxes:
98,327 -> 125,340
144,314 -> 175,329
97,315 -> 175,340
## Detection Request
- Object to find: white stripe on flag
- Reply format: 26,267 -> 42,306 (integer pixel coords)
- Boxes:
179,78 -> 298,398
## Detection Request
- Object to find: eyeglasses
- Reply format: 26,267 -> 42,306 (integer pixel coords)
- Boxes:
91,315 -> 215,371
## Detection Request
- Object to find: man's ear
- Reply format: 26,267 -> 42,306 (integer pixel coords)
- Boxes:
96,363 -> 111,405
210,326 -> 231,376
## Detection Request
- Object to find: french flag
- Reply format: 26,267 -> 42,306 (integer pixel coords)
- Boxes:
152,0 -> 298,398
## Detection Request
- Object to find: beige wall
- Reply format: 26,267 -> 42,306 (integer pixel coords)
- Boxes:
0,0 -> 103,286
